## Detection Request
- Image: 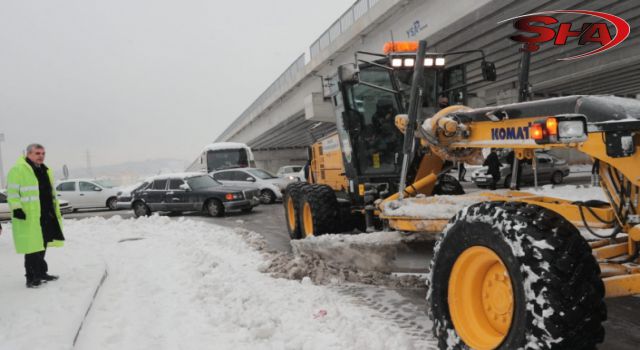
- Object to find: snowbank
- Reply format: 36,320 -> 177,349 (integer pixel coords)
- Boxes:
1,216 -> 419,349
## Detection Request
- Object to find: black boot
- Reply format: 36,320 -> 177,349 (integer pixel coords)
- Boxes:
42,274 -> 59,281
26,276 -> 43,288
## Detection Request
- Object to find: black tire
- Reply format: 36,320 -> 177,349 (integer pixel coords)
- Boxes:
428,201 -> 606,350
205,199 -> 224,217
299,184 -> 338,237
503,174 -> 512,189
260,189 -> 276,204
107,197 -> 118,210
283,182 -> 308,239
132,201 -> 151,218
551,171 -> 564,185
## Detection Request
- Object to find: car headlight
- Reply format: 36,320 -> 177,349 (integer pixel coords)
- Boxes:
225,193 -> 244,200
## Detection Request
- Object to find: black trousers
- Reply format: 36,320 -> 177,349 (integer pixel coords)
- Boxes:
490,174 -> 500,190
24,249 -> 48,281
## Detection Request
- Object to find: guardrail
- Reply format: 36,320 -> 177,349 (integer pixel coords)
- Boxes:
218,0 -> 382,141
217,53 -> 306,140
309,0 -> 378,59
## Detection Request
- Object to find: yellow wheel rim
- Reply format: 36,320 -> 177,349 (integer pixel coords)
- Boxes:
286,197 -> 296,231
448,246 -> 514,350
302,202 -> 314,237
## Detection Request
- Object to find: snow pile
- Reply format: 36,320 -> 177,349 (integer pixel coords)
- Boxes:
256,230 -> 425,287
382,195 -> 484,219
524,184 -> 608,203
0,216 -> 417,349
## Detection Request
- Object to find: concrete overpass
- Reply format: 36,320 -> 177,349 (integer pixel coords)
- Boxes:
216,0 -> 640,171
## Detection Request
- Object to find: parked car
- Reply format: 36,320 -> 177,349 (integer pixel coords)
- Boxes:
211,168 -> 292,204
471,153 -> 570,188
130,173 -> 260,218
276,165 -> 305,181
55,179 -> 121,211
1,190 -> 73,220
115,181 -> 148,210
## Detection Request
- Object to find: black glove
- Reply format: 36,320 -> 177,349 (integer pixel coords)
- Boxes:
13,209 -> 26,220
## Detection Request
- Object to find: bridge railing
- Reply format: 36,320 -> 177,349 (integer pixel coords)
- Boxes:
309,0 -> 378,60
218,0 -> 383,141
219,53 -> 306,139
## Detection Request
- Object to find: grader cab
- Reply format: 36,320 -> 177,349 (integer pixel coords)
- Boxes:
284,41 -> 497,238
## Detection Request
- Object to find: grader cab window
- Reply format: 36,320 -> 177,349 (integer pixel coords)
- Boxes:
440,65 -> 466,105
345,66 -> 403,175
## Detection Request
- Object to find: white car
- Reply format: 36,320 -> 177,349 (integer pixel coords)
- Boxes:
55,179 -> 121,211
1,190 -> 73,220
211,168 -> 292,204
276,165 -> 305,181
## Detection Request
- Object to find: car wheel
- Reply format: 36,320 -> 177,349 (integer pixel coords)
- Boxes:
206,199 -> 224,217
260,189 -> 276,204
133,201 -> 151,218
107,197 -> 118,210
551,170 -> 564,185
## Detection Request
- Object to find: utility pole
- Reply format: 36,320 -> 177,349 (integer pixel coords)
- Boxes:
0,133 -> 5,188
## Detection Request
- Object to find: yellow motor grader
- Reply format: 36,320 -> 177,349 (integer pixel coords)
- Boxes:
284,40 -> 640,348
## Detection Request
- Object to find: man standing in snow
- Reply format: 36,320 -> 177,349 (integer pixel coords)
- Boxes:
7,143 -> 65,288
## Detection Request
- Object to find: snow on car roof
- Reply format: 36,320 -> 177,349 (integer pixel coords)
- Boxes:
201,142 -> 251,153
143,172 -> 209,182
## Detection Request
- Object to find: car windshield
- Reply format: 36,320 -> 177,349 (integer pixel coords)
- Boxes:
247,169 -> 277,179
94,180 -> 115,188
186,175 -> 221,190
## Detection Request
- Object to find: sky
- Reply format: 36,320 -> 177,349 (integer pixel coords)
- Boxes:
0,0 -> 353,172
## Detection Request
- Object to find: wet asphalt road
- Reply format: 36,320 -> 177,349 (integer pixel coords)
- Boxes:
64,173 -> 640,349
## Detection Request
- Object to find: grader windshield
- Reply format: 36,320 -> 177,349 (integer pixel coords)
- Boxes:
343,65 -> 404,175
341,58 -> 459,177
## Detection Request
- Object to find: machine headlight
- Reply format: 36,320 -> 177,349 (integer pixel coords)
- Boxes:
435,57 -> 446,66
424,57 -> 434,66
558,120 -> 585,139
391,58 -> 403,67
404,58 -> 415,67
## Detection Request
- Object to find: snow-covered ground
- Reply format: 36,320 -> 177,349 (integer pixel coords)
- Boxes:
0,216 -> 423,350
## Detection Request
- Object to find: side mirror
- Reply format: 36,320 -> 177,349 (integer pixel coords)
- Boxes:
338,63 -> 359,84
179,184 -> 190,191
93,186 -> 102,192
481,61 -> 497,81
246,177 -> 256,182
